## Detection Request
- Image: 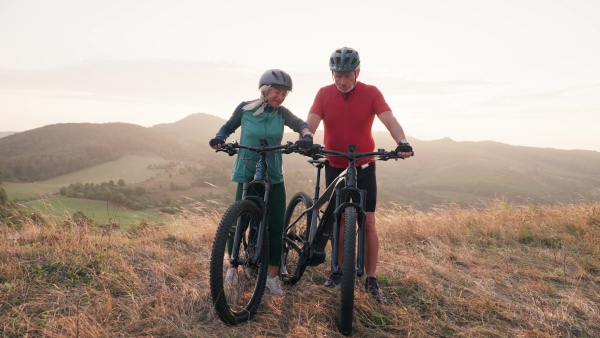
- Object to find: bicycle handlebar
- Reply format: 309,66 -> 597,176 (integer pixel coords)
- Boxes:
215,140 -> 302,156
300,144 -> 413,161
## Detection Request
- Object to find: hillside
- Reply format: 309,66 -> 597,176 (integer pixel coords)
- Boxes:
281,131 -> 600,209
151,112 -> 240,145
1,201 -> 599,336
0,123 -> 180,181
1,114 -> 600,210
0,131 -> 15,138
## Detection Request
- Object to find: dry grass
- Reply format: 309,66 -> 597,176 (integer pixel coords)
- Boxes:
1,200 -> 599,337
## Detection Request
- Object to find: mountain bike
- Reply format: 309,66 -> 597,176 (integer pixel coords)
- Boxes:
209,139 -> 301,325
280,144 -> 411,336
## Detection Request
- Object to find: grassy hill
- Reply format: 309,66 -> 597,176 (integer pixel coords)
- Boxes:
0,131 -> 15,138
0,122 -> 180,181
2,155 -> 178,228
151,112 -> 240,145
1,114 -> 600,218
1,201 -> 598,336
281,131 -> 600,209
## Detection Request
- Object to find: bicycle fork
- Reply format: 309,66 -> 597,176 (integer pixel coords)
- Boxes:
230,181 -> 271,267
330,188 -> 368,278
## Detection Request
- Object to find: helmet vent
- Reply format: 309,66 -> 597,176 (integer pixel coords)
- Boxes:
272,71 -> 281,81
329,47 -> 360,72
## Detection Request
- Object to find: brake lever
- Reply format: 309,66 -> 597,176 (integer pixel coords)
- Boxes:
282,141 -> 297,154
215,143 -> 238,156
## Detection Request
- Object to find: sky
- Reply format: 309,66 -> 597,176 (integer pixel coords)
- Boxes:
1,0 -> 599,151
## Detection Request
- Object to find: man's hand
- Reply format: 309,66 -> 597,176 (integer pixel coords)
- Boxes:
395,143 -> 413,159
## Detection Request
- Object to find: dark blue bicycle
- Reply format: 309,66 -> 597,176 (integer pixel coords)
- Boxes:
281,144 -> 410,336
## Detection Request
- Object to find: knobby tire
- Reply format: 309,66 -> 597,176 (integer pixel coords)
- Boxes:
209,199 -> 268,325
281,191 -> 313,285
339,206 -> 357,336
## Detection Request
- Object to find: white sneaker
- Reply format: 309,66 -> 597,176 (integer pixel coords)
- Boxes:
225,268 -> 237,285
265,276 -> 285,297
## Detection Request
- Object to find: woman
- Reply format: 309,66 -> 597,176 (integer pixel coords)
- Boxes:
209,69 -> 313,296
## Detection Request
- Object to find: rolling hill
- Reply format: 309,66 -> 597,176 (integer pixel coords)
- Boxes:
1,113 -> 599,209
0,131 -> 15,138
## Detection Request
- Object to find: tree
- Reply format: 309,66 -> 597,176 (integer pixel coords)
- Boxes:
118,179 -> 125,187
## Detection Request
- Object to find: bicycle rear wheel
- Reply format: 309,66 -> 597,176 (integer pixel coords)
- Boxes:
280,192 -> 313,285
339,206 -> 357,336
209,199 -> 268,325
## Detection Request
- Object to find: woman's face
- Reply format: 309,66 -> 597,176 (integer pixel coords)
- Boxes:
265,87 -> 289,108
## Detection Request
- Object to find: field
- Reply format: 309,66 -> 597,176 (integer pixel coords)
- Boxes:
2,155 -> 179,228
1,200 -> 599,337
2,154 -> 170,201
23,196 -> 174,229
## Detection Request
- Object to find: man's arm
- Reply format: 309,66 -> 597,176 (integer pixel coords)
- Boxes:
378,111 -> 407,144
306,113 -> 322,135
378,110 -> 413,158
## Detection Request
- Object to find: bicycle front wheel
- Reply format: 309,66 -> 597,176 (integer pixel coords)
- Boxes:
209,199 -> 268,325
339,206 -> 357,336
280,192 -> 313,285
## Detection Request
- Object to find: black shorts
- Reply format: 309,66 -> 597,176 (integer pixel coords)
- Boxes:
325,161 -> 377,212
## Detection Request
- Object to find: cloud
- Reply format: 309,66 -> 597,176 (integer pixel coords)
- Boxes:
0,59 -> 259,104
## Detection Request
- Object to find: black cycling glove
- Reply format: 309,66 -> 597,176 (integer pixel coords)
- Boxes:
209,136 -> 225,148
395,143 -> 413,154
295,135 -> 313,149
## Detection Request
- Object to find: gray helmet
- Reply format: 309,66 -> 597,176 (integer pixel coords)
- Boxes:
259,69 -> 293,91
329,47 -> 360,72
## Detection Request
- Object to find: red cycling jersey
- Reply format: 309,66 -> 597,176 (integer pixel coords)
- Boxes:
308,81 -> 391,168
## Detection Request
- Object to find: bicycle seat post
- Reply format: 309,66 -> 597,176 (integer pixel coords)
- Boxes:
313,162 -> 324,200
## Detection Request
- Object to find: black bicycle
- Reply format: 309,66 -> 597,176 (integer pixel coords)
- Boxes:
280,144 -> 410,336
209,139 -> 301,325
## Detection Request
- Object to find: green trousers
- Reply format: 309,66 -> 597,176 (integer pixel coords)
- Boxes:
235,182 -> 286,267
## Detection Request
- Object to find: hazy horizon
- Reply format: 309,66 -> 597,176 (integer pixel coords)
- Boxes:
1,0 -> 599,151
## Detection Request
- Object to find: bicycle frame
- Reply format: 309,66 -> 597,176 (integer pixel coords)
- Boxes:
286,145 -> 370,276
222,139 -> 296,268
281,143 -> 409,335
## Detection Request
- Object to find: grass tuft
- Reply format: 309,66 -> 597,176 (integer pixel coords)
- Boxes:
1,200 -> 599,336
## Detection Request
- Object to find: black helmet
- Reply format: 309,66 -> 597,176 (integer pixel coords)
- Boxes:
329,47 -> 360,72
259,69 -> 293,91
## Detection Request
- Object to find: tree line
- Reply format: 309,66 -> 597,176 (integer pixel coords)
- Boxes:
59,180 -> 173,211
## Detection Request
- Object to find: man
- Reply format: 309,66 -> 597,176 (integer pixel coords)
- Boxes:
306,47 -> 413,301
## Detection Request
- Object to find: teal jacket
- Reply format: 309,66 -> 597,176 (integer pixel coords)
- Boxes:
216,101 -> 309,184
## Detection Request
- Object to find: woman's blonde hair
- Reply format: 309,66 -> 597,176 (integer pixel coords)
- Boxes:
243,85 -> 272,116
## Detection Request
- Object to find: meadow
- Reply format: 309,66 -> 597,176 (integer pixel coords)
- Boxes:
24,196 -> 174,229
2,154 -> 169,201
2,155 -> 175,228
1,200 -> 599,337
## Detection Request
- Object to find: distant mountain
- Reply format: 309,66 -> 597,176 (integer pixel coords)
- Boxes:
151,113 -> 239,143
1,114 -> 599,208
280,131 -> 600,209
0,122 -> 180,181
0,131 -> 16,139
369,135 -> 600,208
150,112 -> 240,158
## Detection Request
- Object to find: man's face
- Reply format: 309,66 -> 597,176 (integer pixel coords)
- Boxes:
333,71 -> 356,93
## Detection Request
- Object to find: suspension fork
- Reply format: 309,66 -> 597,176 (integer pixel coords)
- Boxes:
356,189 -> 367,277
230,180 -> 270,266
330,161 -> 368,277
